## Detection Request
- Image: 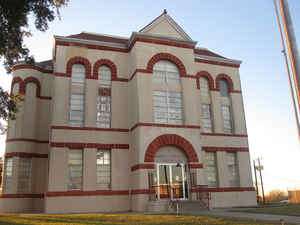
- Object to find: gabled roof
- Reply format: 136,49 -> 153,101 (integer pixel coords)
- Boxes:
194,48 -> 225,59
139,9 -> 193,41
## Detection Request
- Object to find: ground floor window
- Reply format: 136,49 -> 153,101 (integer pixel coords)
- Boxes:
227,152 -> 240,186
68,149 -> 83,190
3,158 -> 13,192
96,149 -> 111,189
204,152 -> 218,187
17,158 -> 32,193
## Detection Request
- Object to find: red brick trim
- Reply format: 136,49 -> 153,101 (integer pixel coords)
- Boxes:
54,72 -> 68,77
6,138 -> 49,144
45,190 -> 129,197
51,126 -> 128,132
144,134 -> 199,163
129,37 -> 195,51
5,152 -> 48,158
39,96 -> 52,100
50,142 -> 129,149
11,77 -> 25,94
0,193 -> 44,198
189,163 -> 203,169
202,146 -> 249,152
192,187 -> 255,193
129,69 -> 151,81
66,56 -> 92,79
23,77 -> 41,97
196,71 -> 215,90
93,59 -> 117,80
13,65 -> 53,73
146,53 -> 187,77
195,58 -> 240,68
215,73 -> 236,93
130,123 -> 200,132
131,164 -> 155,171
131,189 -> 154,195
201,132 -> 248,137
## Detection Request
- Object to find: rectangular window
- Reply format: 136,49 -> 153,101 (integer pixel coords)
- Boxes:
204,152 -> 218,187
69,94 -> 84,127
3,158 -> 13,192
227,152 -> 239,186
96,96 -> 111,128
17,158 -> 32,193
201,104 -> 213,133
68,149 -> 83,190
221,105 -> 233,133
72,64 -> 85,86
153,91 -> 183,125
96,150 -> 111,189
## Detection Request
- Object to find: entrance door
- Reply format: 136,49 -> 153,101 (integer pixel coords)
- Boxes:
154,163 -> 188,200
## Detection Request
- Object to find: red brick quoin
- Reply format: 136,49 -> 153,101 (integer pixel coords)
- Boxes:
93,59 -> 117,80
215,73 -> 234,92
196,71 -> 215,90
66,56 -> 92,79
144,134 -> 199,162
146,53 -> 187,77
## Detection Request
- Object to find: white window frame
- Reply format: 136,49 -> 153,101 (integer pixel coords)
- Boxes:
96,95 -> 111,128
153,60 -> 180,84
96,149 -> 111,189
68,149 -> 83,190
227,152 -> 240,187
221,105 -> 233,134
71,64 -> 86,86
200,77 -> 210,97
204,152 -> 218,187
201,104 -> 213,133
69,94 -> 85,127
153,90 -> 183,125
17,158 -> 32,193
98,65 -> 112,88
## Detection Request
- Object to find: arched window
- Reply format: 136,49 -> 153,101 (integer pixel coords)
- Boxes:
200,77 -> 210,97
219,79 -> 229,97
97,65 -> 112,128
153,60 -> 180,84
71,64 -> 85,86
98,65 -> 112,88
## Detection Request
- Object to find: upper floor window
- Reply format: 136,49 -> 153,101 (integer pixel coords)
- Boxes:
200,77 -> 210,97
96,95 -> 111,128
72,64 -> 85,86
219,79 -> 229,97
221,105 -> 233,134
98,65 -> 112,88
153,60 -> 180,84
153,90 -> 183,125
201,104 -> 213,133
69,94 -> 84,127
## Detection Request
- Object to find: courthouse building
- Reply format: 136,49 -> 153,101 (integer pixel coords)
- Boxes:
1,11 -> 256,213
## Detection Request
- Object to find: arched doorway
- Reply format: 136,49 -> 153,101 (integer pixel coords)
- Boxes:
154,146 -> 189,200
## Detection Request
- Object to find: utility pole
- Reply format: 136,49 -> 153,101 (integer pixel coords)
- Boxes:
279,0 -> 300,113
257,158 -> 265,204
273,0 -> 300,142
253,160 -> 259,203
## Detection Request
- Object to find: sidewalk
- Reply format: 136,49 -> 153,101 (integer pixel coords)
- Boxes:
188,208 -> 300,224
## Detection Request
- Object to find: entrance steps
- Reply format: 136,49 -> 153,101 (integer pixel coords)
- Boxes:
147,200 -> 209,213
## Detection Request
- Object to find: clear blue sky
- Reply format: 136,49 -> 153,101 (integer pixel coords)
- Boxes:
1,0 -> 300,193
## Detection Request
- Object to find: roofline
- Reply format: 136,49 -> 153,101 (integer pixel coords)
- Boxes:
195,54 -> 242,65
80,31 -> 128,40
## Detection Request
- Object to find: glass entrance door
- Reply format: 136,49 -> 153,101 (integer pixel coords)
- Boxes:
154,163 -> 187,200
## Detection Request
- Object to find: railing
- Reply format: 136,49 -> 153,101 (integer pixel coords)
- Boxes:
190,171 -> 211,209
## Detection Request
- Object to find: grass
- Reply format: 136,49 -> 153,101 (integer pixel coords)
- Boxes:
234,203 -> 300,217
0,213 -> 278,225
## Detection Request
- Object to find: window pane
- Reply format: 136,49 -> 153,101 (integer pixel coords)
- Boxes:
153,91 -> 183,125
72,64 -> 85,86
201,104 -> 213,133
204,152 -> 218,187
222,105 -> 232,133
96,96 -> 111,128
3,158 -> 13,192
200,77 -> 210,97
153,60 -> 180,84
227,152 -> 239,186
98,66 -> 112,88
69,94 -> 84,127
17,158 -> 32,193
97,150 -> 111,188
68,150 -> 82,190
220,79 -> 229,97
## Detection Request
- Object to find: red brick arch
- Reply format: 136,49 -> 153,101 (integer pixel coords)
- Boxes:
146,53 -> 187,77
215,73 -> 234,92
196,71 -> 214,90
66,56 -> 92,79
11,77 -> 25,95
23,77 -> 41,97
144,134 -> 199,162
93,59 -> 117,80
